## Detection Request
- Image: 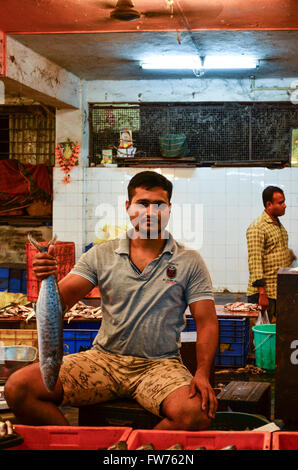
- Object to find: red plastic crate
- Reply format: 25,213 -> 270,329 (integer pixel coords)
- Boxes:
26,241 -> 75,302
126,430 -> 271,450
272,432 -> 298,450
10,425 -> 132,450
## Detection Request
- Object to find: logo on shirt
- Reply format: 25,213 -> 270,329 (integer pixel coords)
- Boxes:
166,265 -> 177,279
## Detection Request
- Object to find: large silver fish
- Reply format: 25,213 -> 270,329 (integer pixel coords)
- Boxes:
28,234 -> 65,392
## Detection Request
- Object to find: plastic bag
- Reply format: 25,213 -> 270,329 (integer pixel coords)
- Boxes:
0,291 -> 29,310
256,309 -> 270,325
159,134 -> 189,158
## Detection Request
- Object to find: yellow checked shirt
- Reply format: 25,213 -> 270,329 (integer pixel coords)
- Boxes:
246,210 -> 292,299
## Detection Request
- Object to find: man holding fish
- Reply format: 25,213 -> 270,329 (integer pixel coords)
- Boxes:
5,171 -> 218,430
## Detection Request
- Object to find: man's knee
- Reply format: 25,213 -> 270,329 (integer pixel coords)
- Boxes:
4,369 -> 30,408
179,408 -> 210,430
167,400 -> 211,430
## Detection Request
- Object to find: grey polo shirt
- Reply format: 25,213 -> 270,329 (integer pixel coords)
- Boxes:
70,230 -> 214,359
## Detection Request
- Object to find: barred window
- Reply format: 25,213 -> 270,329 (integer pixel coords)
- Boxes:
0,106 -> 55,165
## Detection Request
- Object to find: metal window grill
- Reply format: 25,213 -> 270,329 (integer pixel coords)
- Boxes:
90,104 -> 140,161
89,102 -> 298,166
0,106 -> 55,165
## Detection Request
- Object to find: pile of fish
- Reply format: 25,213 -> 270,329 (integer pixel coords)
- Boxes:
106,441 -> 237,450
0,301 -> 102,323
0,303 -> 34,320
64,301 -> 102,323
224,302 -> 261,312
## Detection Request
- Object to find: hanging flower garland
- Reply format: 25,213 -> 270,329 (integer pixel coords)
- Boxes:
55,140 -> 80,183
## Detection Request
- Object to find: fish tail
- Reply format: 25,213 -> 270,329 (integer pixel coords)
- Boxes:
28,233 -> 57,253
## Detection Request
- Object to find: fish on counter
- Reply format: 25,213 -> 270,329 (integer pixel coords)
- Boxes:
0,303 -> 34,319
0,301 -> 102,322
28,234 -> 64,392
224,302 -> 261,312
64,301 -> 102,323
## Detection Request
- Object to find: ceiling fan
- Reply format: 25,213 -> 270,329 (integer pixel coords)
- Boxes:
99,0 -> 223,22
105,0 -> 142,21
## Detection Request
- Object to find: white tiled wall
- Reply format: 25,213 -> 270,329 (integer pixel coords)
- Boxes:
53,166 -> 298,293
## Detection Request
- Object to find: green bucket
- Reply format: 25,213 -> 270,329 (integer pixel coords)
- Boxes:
252,324 -> 276,370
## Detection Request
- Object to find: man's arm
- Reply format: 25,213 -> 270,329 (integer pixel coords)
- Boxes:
246,226 -> 269,310
58,273 -> 95,311
188,299 -> 219,419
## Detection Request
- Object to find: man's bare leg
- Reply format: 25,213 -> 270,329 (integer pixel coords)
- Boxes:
154,385 -> 210,430
4,362 -> 68,425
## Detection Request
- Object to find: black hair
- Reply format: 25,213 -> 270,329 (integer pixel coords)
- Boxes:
262,186 -> 284,208
127,171 -> 173,202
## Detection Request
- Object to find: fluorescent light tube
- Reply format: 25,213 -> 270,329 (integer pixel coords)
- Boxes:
204,56 -> 258,69
141,56 -> 259,70
141,56 -> 202,69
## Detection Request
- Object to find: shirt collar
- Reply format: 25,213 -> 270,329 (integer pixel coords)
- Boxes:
261,210 -> 280,225
114,228 -> 175,255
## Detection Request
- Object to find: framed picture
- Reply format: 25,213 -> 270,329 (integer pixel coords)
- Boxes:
120,129 -> 132,146
290,128 -> 298,167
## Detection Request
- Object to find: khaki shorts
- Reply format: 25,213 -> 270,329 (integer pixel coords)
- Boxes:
59,347 -> 193,417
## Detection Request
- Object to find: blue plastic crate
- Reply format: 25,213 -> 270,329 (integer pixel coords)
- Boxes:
183,317 -> 196,332
63,329 -> 99,354
219,318 -> 249,338
63,320 -> 101,330
0,267 -> 9,278
214,354 -> 248,367
215,317 -> 250,368
0,266 -> 27,294
0,277 -> 9,291
9,276 -> 21,293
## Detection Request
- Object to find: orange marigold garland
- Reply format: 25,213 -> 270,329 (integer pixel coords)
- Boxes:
55,140 -> 80,183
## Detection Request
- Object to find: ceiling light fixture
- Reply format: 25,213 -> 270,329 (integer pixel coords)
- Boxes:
141,56 -> 259,70
203,56 -> 259,69
141,56 -> 202,70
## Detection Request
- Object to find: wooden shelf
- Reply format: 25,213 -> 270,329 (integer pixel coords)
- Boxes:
115,156 -> 197,167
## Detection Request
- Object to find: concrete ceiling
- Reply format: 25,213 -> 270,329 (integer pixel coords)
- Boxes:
0,0 -> 297,81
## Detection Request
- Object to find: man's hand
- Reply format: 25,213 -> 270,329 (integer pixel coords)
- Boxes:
258,293 -> 269,310
189,371 -> 218,419
32,244 -> 58,280
258,287 -> 269,311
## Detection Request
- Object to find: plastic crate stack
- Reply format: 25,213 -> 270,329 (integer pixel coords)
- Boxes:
215,317 -> 250,367
0,266 -> 27,294
63,321 -> 101,355
183,316 -> 196,332
26,240 -> 75,302
183,316 -> 250,367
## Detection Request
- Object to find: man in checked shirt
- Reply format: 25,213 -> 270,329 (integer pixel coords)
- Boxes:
246,186 -> 296,322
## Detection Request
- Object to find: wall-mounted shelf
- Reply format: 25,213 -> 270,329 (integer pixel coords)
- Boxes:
115,156 -> 197,168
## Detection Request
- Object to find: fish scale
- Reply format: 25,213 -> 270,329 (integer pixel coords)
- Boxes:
28,234 -> 65,392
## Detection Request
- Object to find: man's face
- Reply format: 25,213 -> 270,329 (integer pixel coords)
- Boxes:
267,191 -> 286,217
126,186 -> 171,239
